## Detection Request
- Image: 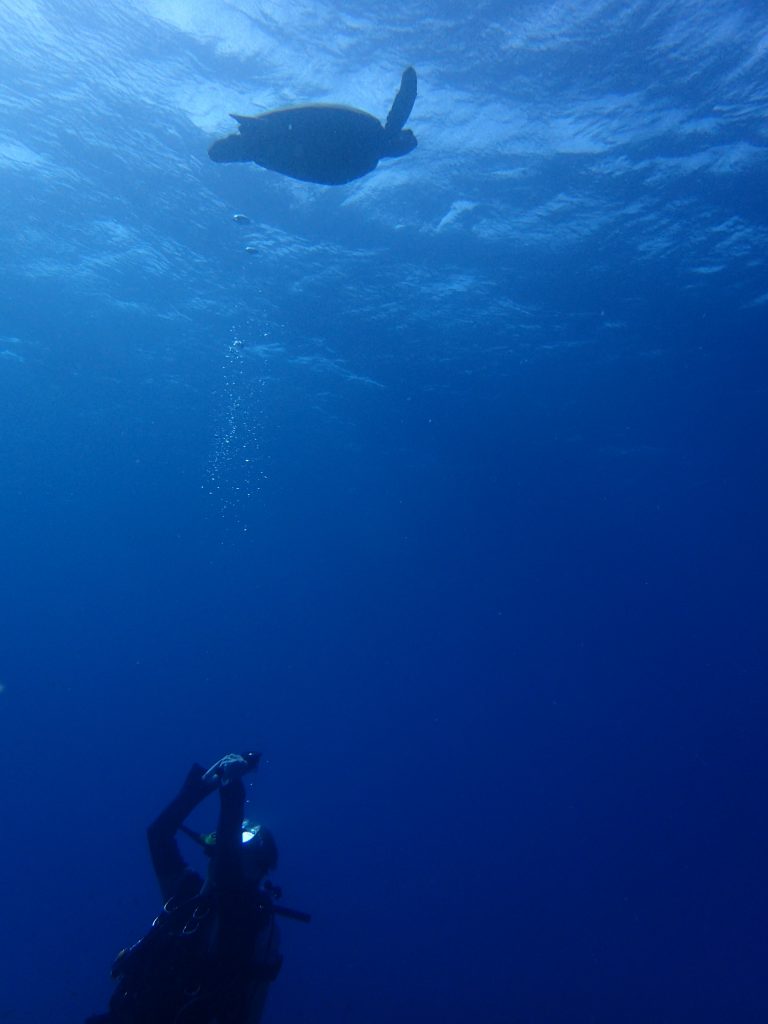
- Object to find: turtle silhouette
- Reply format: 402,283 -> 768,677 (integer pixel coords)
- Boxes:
209,67 -> 417,185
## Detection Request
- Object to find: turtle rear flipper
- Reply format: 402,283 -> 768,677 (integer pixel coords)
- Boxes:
209,132 -> 252,163
384,67 -> 417,136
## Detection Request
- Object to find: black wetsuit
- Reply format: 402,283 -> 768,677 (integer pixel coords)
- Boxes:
87,765 -> 279,1024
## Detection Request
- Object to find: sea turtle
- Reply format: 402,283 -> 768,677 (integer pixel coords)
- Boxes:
208,67 -> 417,185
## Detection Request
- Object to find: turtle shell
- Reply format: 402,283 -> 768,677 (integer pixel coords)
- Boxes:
210,104 -> 384,185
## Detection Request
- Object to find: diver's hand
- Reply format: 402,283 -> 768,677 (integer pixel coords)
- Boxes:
178,762 -> 218,798
203,751 -> 261,786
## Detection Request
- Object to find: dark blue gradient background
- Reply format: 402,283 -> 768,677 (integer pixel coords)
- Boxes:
1,1 -> 767,1021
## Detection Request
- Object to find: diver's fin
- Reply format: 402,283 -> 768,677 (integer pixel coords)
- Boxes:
384,66 -> 417,136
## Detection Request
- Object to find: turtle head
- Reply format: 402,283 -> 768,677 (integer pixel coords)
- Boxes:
381,128 -> 417,159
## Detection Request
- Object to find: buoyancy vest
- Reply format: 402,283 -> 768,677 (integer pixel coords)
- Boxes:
106,872 -> 282,1024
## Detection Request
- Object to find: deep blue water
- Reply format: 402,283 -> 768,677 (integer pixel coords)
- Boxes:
1,1 -> 767,1021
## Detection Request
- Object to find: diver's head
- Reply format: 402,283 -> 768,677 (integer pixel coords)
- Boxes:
185,820 -> 278,881
241,821 -> 278,881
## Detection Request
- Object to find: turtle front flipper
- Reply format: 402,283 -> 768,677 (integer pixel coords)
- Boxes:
384,66 -> 417,136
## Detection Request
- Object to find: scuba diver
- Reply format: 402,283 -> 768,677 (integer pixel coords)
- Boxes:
86,751 -> 308,1024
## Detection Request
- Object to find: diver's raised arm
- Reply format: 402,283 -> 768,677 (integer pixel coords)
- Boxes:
147,762 -> 217,901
